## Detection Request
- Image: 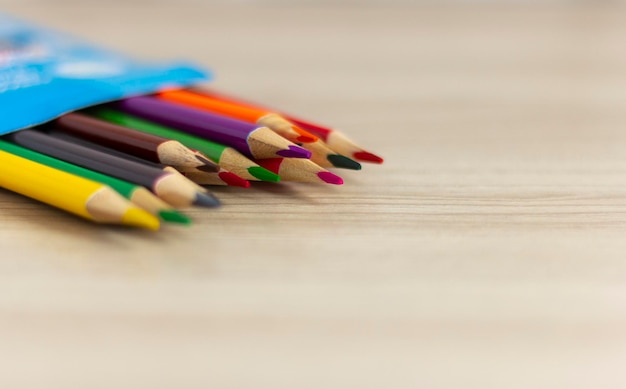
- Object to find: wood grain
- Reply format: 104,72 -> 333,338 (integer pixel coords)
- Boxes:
2,3 -> 626,388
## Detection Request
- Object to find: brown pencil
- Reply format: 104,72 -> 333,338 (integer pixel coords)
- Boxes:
54,112 -> 219,172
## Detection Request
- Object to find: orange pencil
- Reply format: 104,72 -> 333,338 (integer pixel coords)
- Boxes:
157,89 -> 318,144
160,89 -> 361,170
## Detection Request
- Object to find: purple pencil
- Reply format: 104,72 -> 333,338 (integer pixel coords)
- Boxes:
113,96 -> 311,160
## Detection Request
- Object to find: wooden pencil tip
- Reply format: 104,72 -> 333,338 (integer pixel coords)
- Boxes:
296,135 -> 316,143
248,166 -> 281,182
193,192 -> 222,208
317,171 -> 344,185
327,154 -> 362,170
122,208 -> 161,230
218,171 -> 251,188
158,210 -> 192,225
276,145 -> 311,159
194,154 -> 220,172
291,126 -> 318,143
353,151 -> 384,164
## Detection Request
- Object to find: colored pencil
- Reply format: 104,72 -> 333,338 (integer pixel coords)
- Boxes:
298,138 -> 362,170
113,96 -> 312,160
47,129 -> 234,199
46,128 -> 247,189
282,116 -> 384,164
175,165 -> 251,188
0,148 -> 160,229
6,130 -> 221,209
161,89 -> 361,170
91,108 -> 281,183
47,129 -> 247,188
53,112 -> 219,172
0,139 -> 191,225
255,158 -> 344,185
161,166 -> 222,193
158,89 -> 318,143
193,88 -> 384,164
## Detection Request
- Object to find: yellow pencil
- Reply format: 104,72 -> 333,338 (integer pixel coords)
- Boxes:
0,149 -> 160,230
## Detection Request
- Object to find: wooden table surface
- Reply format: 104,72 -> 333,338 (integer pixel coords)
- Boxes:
2,3 -> 626,388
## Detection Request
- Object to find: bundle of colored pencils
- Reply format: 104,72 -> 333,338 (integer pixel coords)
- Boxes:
0,88 -> 384,230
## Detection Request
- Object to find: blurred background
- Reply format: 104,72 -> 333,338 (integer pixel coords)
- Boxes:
3,1 -> 626,388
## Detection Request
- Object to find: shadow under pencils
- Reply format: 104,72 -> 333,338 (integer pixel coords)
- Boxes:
208,181 -> 322,204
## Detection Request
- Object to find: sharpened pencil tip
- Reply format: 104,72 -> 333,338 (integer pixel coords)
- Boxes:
158,210 -> 192,225
317,171 -> 344,185
122,208 -> 161,230
296,134 -> 317,143
326,154 -> 362,170
248,166 -> 281,182
218,171 -> 251,188
193,192 -> 222,208
291,125 -> 318,143
194,155 -> 220,172
353,151 -> 384,164
276,145 -> 312,159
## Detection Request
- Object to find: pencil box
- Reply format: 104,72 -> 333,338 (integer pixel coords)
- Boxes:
0,13 -> 209,136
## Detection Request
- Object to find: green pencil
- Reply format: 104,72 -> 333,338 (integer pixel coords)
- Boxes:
91,108 -> 281,183
0,139 -> 191,225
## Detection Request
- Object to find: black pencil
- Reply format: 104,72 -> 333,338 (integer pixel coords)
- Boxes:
45,130 -> 248,187
5,129 -> 221,208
